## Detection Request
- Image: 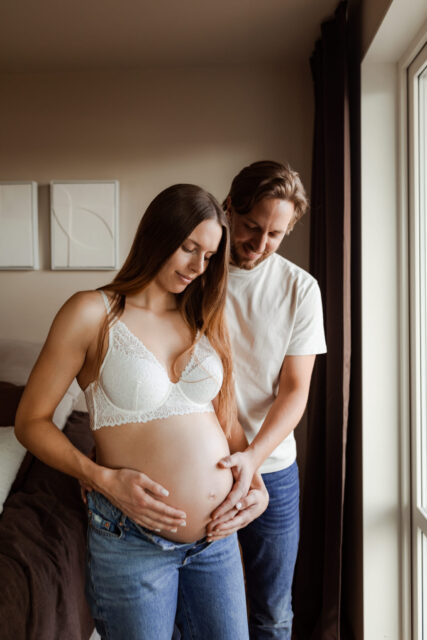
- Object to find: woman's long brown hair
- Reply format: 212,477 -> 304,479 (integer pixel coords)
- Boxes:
94,184 -> 236,436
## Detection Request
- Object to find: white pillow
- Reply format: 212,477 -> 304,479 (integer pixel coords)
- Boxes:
0,427 -> 27,514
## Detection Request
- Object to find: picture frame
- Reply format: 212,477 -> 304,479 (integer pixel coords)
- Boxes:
0,181 -> 39,270
50,180 -> 119,270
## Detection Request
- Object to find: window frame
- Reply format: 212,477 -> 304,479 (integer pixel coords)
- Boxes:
408,39 -> 427,640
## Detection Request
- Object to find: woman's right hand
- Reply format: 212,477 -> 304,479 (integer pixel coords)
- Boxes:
96,467 -> 187,533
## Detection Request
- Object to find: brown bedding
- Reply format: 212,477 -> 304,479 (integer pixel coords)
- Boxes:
0,411 -> 95,640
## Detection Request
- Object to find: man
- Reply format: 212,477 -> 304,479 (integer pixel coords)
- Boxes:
212,161 -> 327,639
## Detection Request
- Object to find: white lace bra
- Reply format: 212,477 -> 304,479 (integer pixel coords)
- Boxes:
84,292 -> 223,431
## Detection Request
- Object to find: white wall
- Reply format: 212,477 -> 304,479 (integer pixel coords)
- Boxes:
0,64 -> 313,343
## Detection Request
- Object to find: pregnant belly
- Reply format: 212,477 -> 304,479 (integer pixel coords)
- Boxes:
94,412 -> 234,543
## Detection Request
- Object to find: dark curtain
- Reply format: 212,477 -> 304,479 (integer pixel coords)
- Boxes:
292,3 -> 353,638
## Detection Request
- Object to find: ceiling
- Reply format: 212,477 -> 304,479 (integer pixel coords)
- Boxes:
0,0 -> 340,73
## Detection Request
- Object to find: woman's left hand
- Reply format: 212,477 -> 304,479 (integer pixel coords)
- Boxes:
206,473 -> 269,540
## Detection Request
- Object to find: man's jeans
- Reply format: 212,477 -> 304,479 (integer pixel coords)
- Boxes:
238,461 -> 300,640
85,490 -> 249,640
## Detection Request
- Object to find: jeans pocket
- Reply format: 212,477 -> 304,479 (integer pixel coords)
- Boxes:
88,509 -> 125,538
87,498 -> 125,539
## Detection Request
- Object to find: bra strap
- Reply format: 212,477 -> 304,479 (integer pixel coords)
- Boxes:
99,290 -> 112,313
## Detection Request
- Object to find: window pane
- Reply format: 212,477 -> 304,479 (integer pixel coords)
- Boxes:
421,63 -> 427,512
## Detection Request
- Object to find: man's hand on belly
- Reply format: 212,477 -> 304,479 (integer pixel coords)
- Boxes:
206,471 -> 269,540
210,449 -> 258,519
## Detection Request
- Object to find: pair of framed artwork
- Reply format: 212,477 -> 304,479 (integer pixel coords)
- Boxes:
0,180 -> 119,270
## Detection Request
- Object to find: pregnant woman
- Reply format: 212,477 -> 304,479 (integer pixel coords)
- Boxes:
15,184 -> 267,640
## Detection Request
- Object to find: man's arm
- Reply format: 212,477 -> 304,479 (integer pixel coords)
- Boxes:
245,354 -> 315,468
211,353 -> 316,520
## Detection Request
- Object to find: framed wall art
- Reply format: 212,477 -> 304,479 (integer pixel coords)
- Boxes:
50,180 -> 119,270
0,181 -> 39,270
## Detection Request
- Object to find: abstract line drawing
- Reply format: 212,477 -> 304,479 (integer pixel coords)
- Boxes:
50,181 -> 119,270
0,182 -> 39,270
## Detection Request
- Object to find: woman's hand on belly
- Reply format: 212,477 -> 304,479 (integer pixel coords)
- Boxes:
97,467 -> 187,533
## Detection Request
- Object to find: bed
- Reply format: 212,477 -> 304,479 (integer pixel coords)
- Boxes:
0,339 -> 98,640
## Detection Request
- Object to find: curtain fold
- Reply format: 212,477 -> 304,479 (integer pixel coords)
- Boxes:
292,3 -> 352,638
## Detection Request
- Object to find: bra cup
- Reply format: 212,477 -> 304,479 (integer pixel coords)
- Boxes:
101,350 -> 171,412
178,354 -> 223,405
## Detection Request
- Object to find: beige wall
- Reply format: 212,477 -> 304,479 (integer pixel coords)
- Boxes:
360,0 -> 393,59
0,64 -> 313,343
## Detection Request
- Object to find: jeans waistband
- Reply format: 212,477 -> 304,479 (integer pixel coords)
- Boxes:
87,490 -> 210,552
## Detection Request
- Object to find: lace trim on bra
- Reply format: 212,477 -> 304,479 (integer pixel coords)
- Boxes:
87,389 -> 215,430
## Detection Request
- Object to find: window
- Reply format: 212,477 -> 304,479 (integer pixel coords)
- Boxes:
408,40 -> 427,640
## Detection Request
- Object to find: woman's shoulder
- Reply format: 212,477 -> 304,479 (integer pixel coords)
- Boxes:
53,290 -> 110,335
64,289 -> 108,313
38,290 -> 111,355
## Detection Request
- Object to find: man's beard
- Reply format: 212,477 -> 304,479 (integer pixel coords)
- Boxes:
230,243 -> 270,270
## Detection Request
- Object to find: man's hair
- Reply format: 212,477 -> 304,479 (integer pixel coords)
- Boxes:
224,160 -> 309,234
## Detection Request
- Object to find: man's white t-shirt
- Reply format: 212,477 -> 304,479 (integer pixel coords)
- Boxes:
226,252 -> 327,473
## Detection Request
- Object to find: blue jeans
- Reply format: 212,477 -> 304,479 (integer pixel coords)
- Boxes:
238,461 -> 300,640
85,490 -> 249,640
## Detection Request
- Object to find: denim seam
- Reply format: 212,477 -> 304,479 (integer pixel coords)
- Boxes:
87,531 -> 113,640
177,583 -> 197,640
